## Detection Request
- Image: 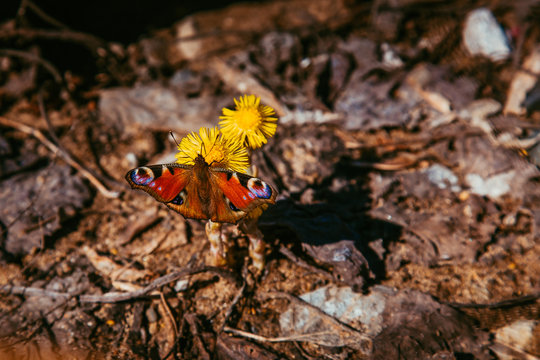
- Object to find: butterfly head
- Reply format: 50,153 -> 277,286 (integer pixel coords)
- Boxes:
176,127 -> 250,174
193,153 -> 215,169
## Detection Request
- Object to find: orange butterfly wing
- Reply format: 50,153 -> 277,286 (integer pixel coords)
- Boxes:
126,164 -> 190,202
210,170 -> 276,214
126,162 -> 277,224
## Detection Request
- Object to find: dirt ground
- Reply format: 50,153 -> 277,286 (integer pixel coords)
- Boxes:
0,0 -> 539,359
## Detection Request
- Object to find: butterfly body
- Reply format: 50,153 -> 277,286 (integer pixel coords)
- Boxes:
126,155 -> 276,224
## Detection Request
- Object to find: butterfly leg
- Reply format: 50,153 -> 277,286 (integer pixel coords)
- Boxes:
240,215 -> 266,272
205,220 -> 228,266
248,231 -> 265,272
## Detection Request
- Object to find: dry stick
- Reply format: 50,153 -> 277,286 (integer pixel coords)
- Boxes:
162,317 -> 187,360
24,0 -> 70,30
159,291 -> 178,338
0,116 -> 120,198
0,49 -> 62,83
261,291 -> 371,342
22,215 -> 56,233
292,341 -> 319,360
0,266 -> 239,304
223,327 -> 338,343
37,90 -> 62,145
0,28 -> 105,53
446,292 -> 540,309
225,291 -> 372,346
0,285 -> 82,301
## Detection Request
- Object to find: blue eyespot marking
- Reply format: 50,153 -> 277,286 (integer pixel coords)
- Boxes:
225,197 -> 241,212
171,195 -> 183,205
229,201 -> 239,211
247,178 -> 272,199
171,191 -> 186,205
131,168 -> 154,186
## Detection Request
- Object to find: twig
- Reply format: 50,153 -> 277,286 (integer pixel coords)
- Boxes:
23,214 -> 56,233
0,116 -> 120,198
159,291 -> 180,358
446,292 -> 540,309
37,90 -> 62,145
293,341 -> 319,360
223,326 -> 338,343
0,28 -> 105,53
261,291 -> 370,339
24,0 -> 70,30
0,285 -> 73,300
0,266 -> 239,304
160,291 -> 178,338
0,48 -> 62,83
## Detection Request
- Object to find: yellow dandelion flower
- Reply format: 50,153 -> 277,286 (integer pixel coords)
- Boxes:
175,127 -> 249,173
219,95 -> 278,149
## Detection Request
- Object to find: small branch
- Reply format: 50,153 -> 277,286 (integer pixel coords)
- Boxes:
0,28 -> 105,53
160,291 -> 178,338
0,266 -> 239,304
261,291 -> 370,340
0,49 -> 62,83
0,116 -> 120,198
25,0 -> 70,30
37,90 -> 62,144
223,326 -> 337,343
0,285 -> 72,300
446,292 -> 540,309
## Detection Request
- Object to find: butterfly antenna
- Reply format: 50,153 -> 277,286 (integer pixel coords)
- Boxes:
169,131 -> 180,147
179,147 -> 195,161
171,131 -> 195,162
205,135 -> 220,167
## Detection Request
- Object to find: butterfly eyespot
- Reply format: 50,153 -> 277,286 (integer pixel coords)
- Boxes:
225,197 -> 241,212
171,190 -> 187,206
131,167 -> 154,186
247,178 -> 272,199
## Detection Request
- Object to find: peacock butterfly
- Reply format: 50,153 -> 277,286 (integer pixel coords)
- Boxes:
125,154 -> 277,224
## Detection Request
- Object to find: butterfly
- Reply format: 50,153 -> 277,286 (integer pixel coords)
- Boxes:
125,154 -> 277,224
